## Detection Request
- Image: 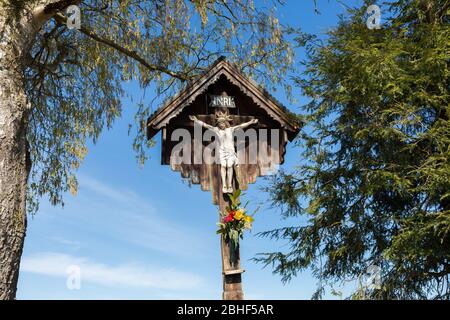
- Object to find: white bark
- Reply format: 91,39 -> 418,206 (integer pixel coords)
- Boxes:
0,13 -> 30,300
0,0 -> 76,299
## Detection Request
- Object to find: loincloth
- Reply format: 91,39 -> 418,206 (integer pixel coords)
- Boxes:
219,146 -> 238,166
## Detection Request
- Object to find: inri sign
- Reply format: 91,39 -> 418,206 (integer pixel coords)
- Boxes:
210,95 -> 236,108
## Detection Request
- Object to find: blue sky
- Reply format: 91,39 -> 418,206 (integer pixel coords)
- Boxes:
17,0 -> 367,300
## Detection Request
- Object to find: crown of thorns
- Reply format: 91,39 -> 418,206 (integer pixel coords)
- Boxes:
215,111 -> 233,123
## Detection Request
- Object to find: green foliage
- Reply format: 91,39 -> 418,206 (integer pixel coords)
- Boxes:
228,189 -> 241,209
22,0 -> 297,212
257,0 -> 450,299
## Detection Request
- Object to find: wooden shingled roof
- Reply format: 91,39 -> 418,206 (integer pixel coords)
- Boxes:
146,56 -> 301,140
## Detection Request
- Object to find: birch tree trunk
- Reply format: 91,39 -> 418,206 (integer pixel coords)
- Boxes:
0,6 -> 36,300
0,0 -> 79,299
0,72 -> 29,299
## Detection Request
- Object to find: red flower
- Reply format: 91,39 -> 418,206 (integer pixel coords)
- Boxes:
223,212 -> 235,223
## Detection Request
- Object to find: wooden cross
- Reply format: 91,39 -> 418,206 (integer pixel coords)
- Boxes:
190,109 -> 254,299
146,58 -> 300,300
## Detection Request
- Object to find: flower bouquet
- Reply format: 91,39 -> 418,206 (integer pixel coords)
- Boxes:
216,189 -> 256,248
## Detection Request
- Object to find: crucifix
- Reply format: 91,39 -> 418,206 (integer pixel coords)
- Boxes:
189,109 -> 258,194
190,95 -> 258,300
146,57 -> 300,300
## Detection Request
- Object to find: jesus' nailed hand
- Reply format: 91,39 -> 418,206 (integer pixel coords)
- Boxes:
189,115 -> 258,193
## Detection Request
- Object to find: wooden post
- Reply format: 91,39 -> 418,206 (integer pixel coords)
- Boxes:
219,196 -> 244,300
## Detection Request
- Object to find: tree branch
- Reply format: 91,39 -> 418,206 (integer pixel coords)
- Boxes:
53,13 -> 190,82
43,0 -> 82,15
31,0 -> 81,27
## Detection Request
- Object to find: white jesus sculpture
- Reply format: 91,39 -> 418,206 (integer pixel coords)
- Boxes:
190,113 -> 258,193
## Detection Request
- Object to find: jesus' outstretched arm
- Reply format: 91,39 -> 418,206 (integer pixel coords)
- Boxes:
231,118 -> 258,131
189,115 -> 216,131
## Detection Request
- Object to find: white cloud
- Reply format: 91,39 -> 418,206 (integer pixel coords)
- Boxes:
78,174 -> 140,204
50,236 -> 82,250
67,174 -> 209,257
21,252 -> 204,290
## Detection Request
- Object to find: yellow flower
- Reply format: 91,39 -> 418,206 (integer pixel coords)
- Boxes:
234,209 -> 244,221
244,215 -> 254,223
244,215 -> 254,229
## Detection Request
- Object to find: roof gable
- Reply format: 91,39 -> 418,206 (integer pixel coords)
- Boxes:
147,57 -> 300,140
